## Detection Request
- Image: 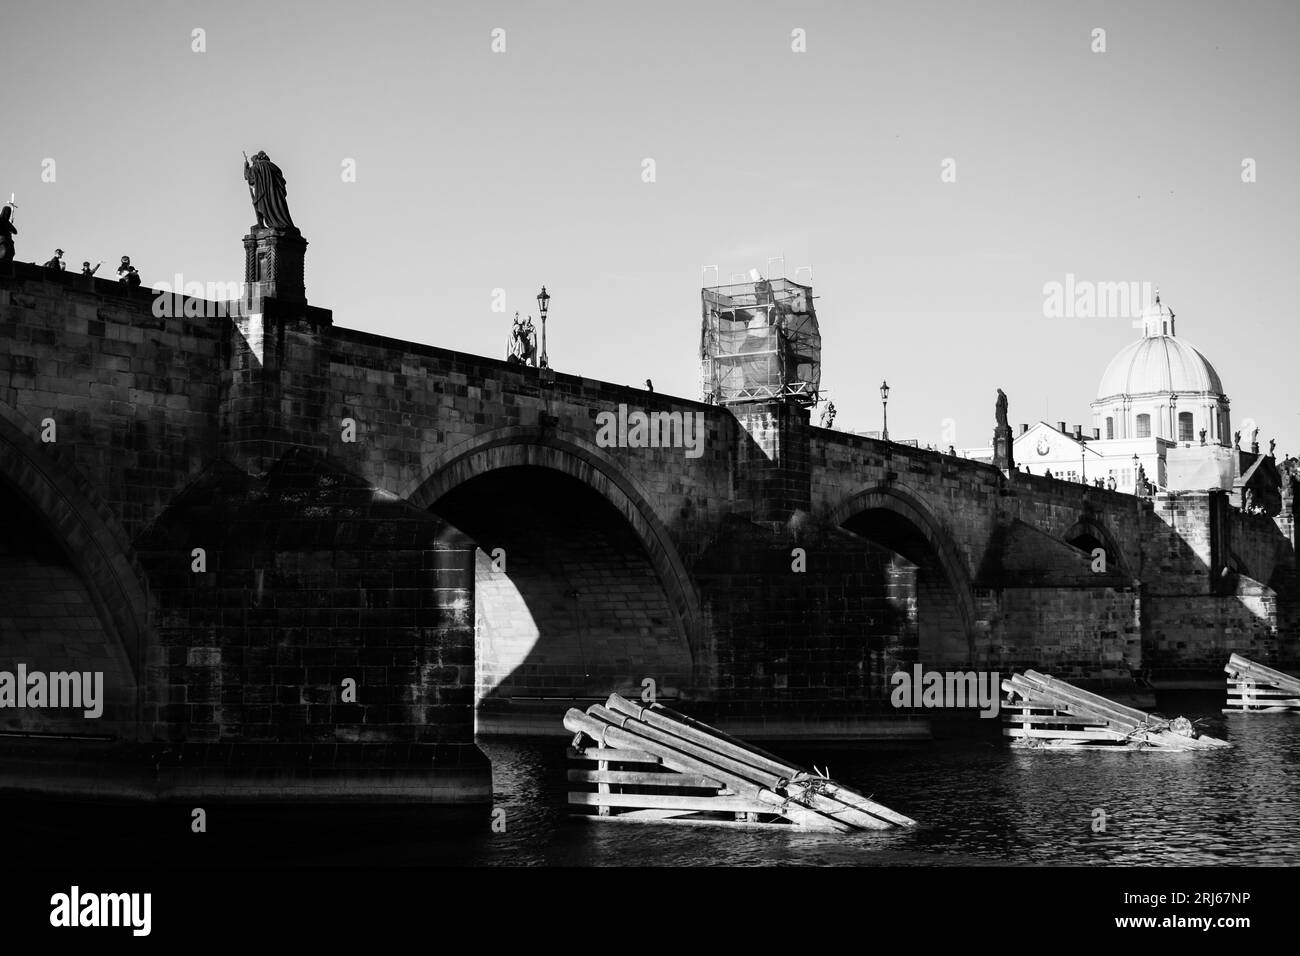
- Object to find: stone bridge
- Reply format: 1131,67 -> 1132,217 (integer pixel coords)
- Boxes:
0,250 -> 1296,806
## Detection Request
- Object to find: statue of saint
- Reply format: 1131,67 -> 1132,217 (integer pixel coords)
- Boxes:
243,151 -> 295,230
507,313 -> 537,365
995,389 -> 1009,430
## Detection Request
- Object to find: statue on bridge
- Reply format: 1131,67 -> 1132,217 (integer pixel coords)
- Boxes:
992,388 -> 1014,471
243,150 -> 296,230
507,313 -> 537,366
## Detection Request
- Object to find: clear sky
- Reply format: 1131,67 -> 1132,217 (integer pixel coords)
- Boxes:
4,0 -> 1297,455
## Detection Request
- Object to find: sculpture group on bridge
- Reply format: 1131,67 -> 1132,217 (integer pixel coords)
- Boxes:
506,313 -> 537,365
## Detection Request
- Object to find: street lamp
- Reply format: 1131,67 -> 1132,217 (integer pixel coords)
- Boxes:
537,286 -> 550,369
880,380 -> 890,441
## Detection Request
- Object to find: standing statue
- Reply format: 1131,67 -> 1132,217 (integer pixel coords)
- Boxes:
820,400 -> 837,429
995,388 -> 1009,429
1233,430 -> 1241,450
243,150 -> 296,230
1269,438 -> 1276,457
0,204 -> 16,263
1199,428 -> 1207,446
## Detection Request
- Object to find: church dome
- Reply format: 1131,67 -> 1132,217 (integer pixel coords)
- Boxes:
1095,294 -> 1223,399
1096,336 -> 1223,399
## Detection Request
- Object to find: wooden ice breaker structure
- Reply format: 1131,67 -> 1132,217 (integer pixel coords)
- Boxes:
1002,670 -> 1230,750
1224,654 -> 1300,713
564,694 -> 915,831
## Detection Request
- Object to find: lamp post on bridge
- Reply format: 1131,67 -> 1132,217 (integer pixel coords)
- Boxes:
537,285 -> 550,370
880,380 -> 890,442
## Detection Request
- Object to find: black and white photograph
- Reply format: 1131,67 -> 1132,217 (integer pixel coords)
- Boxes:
0,0 -> 1294,940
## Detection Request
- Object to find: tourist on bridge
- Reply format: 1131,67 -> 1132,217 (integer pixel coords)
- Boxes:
0,205 -> 15,263
117,255 -> 141,288
82,261 -> 101,277
42,248 -> 66,270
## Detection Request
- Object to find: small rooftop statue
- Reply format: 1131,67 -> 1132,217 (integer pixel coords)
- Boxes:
243,150 -> 295,230
995,388 -> 1009,429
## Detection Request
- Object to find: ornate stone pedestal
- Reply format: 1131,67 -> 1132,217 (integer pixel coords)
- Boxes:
242,225 -> 307,307
993,423 -> 1015,471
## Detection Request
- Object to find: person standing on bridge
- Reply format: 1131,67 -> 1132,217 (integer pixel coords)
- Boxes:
117,255 -> 141,288
0,205 -> 15,264
42,248 -> 65,270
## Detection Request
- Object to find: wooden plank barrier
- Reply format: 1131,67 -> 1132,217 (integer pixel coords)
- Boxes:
1001,670 -> 1230,751
1224,654 -> 1300,713
563,696 -> 916,831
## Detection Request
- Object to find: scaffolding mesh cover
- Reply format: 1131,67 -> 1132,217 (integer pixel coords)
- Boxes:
700,277 -> 822,405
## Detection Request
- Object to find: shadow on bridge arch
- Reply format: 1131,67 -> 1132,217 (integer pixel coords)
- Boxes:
0,403 -> 146,735
407,429 -> 701,732
1063,517 -> 1129,577
831,484 -> 978,665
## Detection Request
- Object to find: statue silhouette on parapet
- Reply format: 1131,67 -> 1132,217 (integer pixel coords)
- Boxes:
992,388 -> 1014,470
243,150 -> 296,230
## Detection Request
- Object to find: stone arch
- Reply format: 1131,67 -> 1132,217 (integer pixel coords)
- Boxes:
407,428 -> 702,673
0,404 -> 148,707
1064,516 -> 1129,577
830,484 -> 978,657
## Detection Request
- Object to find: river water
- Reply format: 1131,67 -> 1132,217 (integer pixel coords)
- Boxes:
8,694 -> 1297,867
364,693 -> 1299,867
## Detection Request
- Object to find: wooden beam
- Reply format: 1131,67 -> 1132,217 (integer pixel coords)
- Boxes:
567,747 -> 661,764
568,791 -> 793,816
567,769 -> 723,788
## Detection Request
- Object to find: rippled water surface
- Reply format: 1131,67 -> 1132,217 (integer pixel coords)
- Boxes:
9,697 -> 1298,866
368,700 -> 1300,866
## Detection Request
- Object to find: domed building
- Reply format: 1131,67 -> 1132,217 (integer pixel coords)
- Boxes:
962,290 -> 1271,498
1090,292 -> 1230,450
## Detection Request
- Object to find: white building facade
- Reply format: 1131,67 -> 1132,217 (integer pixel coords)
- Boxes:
962,292 -> 1236,493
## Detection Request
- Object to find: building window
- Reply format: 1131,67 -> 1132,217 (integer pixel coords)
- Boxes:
1105,417 -> 1114,440
1178,412 -> 1194,442
1135,413 -> 1151,439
